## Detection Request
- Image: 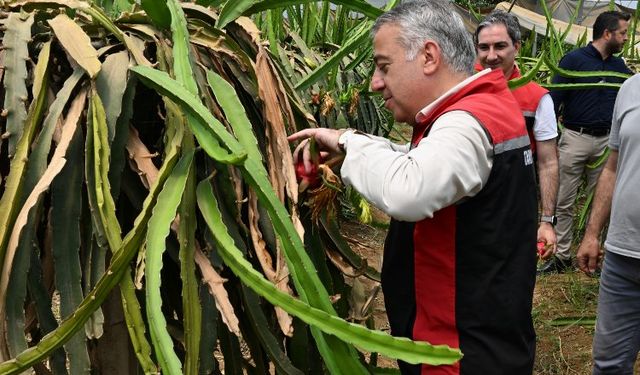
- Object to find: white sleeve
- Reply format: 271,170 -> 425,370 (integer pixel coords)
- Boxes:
339,131 -> 411,153
533,94 -> 558,141
339,111 -> 493,222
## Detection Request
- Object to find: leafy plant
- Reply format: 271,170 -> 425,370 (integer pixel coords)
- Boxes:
252,0 -> 399,136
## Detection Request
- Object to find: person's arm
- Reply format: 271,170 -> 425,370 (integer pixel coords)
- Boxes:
576,150 -> 618,274
288,128 -> 409,173
340,111 -> 493,221
533,94 -> 559,257
536,139 -> 559,256
575,74 -> 633,273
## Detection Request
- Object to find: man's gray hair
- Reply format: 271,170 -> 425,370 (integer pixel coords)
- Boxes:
372,0 -> 475,75
475,9 -> 522,45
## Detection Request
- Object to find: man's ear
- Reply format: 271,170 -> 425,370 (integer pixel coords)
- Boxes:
515,41 -> 521,54
422,40 -> 441,75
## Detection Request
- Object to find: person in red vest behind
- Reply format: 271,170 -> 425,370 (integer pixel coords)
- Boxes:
475,9 -> 559,261
289,1 -> 538,374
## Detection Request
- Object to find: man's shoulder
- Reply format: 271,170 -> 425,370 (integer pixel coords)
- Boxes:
513,81 -> 548,101
609,55 -> 633,72
621,73 -> 640,89
563,46 -> 589,58
558,47 -> 587,68
561,46 -> 595,64
627,73 -> 640,83
522,80 -> 546,91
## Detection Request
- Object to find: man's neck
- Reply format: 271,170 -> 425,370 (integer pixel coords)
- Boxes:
413,69 -> 478,125
591,39 -> 610,60
431,70 -> 472,101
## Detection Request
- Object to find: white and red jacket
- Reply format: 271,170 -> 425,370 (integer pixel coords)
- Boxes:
341,69 -> 538,375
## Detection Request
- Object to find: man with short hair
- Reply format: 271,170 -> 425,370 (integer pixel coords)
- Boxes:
540,10 -> 632,274
289,1 -> 538,373
475,10 -> 559,258
576,73 -> 640,374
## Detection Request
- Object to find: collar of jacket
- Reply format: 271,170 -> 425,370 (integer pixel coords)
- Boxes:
412,68 -> 509,145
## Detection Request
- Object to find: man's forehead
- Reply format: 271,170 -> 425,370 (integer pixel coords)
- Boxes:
373,25 -> 405,56
477,38 -> 510,45
373,23 -> 401,42
477,24 -> 510,42
608,19 -> 628,31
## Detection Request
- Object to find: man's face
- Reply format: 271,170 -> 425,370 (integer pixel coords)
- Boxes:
371,24 -> 428,126
476,24 -> 519,77
605,20 -> 629,54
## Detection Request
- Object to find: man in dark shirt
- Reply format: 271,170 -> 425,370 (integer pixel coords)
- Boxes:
539,11 -> 633,274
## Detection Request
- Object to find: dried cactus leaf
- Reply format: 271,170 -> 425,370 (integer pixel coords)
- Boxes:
256,48 -> 299,204
126,127 -> 160,190
95,51 -> 130,144
48,14 -> 101,78
194,248 -> 241,336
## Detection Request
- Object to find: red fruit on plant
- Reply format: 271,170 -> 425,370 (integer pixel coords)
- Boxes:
295,159 -> 320,190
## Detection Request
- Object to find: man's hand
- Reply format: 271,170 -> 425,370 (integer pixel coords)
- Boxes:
288,128 -> 346,173
537,222 -> 557,259
575,151 -> 617,275
577,234 -> 602,275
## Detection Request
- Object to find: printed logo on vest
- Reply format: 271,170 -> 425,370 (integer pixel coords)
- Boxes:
524,149 -> 533,166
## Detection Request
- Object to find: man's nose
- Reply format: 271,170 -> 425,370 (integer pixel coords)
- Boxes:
487,48 -> 498,60
371,76 -> 384,91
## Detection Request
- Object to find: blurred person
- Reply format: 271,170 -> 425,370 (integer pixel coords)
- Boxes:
289,1 -> 538,374
540,10 -> 632,274
475,9 -> 559,259
576,74 -> 640,375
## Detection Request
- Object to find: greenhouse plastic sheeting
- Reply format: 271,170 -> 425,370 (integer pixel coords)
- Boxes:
516,0 -> 635,25
455,1 -> 638,49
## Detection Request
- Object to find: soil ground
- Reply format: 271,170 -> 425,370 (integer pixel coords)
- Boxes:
339,215 -> 638,375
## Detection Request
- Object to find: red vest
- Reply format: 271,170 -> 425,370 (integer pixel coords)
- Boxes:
473,64 -> 548,153
509,66 -> 548,154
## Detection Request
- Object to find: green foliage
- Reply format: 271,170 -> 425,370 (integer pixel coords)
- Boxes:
253,0 -> 400,137
141,0 -> 171,29
196,180 -> 462,366
145,151 -> 194,375
1,12 -> 33,158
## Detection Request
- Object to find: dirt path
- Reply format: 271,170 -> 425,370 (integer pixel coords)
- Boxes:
340,217 -> 612,375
